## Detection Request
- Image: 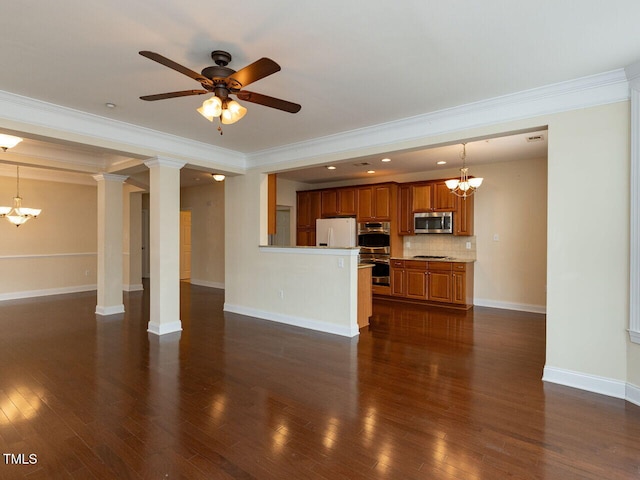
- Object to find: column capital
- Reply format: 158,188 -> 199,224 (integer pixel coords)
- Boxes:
92,173 -> 129,183
145,157 -> 186,170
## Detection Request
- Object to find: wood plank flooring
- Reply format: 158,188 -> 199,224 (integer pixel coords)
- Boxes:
0,284 -> 639,479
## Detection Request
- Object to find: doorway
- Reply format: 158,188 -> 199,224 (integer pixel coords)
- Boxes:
274,206 -> 291,246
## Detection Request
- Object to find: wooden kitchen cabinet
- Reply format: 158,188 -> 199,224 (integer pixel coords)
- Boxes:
296,190 -> 321,246
412,181 -> 456,213
321,188 -> 357,217
454,195 -> 474,236
387,259 -> 474,309
390,259 -> 406,296
427,262 -> 453,302
397,184 -> 413,235
357,184 -> 393,221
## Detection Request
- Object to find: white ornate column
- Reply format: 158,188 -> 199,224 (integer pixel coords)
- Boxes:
145,157 -> 185,335
93,173 -> 128,316
626,61 -> 640,344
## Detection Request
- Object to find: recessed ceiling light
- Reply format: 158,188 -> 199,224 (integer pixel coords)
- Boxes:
105,102 -> 116,108
437,161 -> 447,165
326,166 -> 337,170
381,158 -> 391,163
367,170 -> 376,174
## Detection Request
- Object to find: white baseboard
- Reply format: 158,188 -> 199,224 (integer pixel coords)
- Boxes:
95,304 -> 125,316
124,283 -> 144,292
224,303 -> 359,338
189,279 -> 225,289
474,298 -> 546,314
0,284 -> 97,302
147,320 -> 183,336
543,366 -> 627,399
627,383 -> 640,407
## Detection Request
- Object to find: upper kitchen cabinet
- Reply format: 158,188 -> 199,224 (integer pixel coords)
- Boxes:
412,181 -> 456,212
397,184 -> 413,235
296,190 -> 321,246
357,183 -> 394,221
454,195 -> 475,236
321,187 -> 357,217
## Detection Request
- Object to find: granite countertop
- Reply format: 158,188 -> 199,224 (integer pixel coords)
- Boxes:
391,256 -> 476,263
358,263 -> 375,269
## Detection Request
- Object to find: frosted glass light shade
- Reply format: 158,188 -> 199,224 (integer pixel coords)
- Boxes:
445,179 -> 459,190
221,100 -> 247,125
0,134 -> 23,150
212,174 -> 225,182
197,96 -> 223,121
468,177 -> 483,188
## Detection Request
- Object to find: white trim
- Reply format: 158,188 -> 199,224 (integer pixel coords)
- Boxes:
0,89 -> 245,171
0,252 -> 97,260
189,279 -> 225,290
0,284 -> 97,301
247,69 -> 630,169
259,246 -> 360,256
147,320 -> 183,336
626,383 -> 640,407
473,298 -> 546,314
542,366 -> 626,399
95,304 -> 125,316
224,303 -> 359,338
124,284 -> 144,292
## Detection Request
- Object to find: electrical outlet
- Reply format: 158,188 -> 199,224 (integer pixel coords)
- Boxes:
338,258 -> 344,268
85,270 -> 90,276
493,234 -> 500,241
466,242 -> 471,250
279,289 -> 284,299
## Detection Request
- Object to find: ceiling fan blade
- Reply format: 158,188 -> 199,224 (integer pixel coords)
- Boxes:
140,90 -> 209,101
139,51 -> 212,86
228,58 -> 281,88
236,91 -> 301,113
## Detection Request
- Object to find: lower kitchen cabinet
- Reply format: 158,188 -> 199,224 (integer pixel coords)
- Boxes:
388,260 -> 474,309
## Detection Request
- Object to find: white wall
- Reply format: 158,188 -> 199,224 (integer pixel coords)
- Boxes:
276,177 -> 308,246
180,181 -> 225,289
224,170 -> 359,337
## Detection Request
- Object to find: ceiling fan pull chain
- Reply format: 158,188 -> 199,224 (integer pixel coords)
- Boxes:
217,117 -> 223,135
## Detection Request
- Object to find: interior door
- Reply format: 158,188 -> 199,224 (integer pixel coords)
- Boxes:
180,210 -> 192,280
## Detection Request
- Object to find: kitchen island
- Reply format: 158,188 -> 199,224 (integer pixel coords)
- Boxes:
357,263 -> 374,328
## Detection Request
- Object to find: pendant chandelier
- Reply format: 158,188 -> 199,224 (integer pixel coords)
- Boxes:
0,165 -> 42,227
445,143 -> 483,198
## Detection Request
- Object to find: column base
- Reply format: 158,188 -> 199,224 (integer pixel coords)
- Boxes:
147,320 -> 183,336
95,304 -> 125,316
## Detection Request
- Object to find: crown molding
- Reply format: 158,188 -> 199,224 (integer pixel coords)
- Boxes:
247,68 -> 630,169
0,90 -> 245,171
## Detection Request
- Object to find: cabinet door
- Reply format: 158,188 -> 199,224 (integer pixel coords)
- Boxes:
433,182 -> 456,211
338,188 -> 357,216
309,191 -> 321,224
391,268 -> 406,296
297,192 -> 311,228
373,185 -> 391,220
412,184 -> 432,212
428,271 -> 452,302
357,187 -> 374,221
398,184 -> 413,235
452,271 -> 466,304
321,190 -> 338,217
454,194 -> 474,236
296,228 -> 316,247
406,270 -> 428,299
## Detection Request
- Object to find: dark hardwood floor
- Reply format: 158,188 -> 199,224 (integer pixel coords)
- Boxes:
1,283 -> 639,479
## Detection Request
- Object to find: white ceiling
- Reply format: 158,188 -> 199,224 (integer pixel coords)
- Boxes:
0,1 -> 638,184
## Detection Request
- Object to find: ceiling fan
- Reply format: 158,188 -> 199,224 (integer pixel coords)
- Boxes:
139,50 -> 301,133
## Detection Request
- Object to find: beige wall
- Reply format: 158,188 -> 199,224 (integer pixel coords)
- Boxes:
276,177 -> 308,246
180,181 -> 225,288
0,176 -> 97,297
225,101 -> 637,397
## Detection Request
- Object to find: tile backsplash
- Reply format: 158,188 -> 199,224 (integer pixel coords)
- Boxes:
403,235 -> 476,260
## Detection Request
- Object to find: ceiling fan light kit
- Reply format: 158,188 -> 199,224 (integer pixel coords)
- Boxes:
139,49 -> 300,134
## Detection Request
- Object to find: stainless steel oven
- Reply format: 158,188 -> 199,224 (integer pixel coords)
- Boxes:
358,222 -> 390,285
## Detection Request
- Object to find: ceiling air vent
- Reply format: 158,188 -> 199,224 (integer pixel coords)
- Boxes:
353,162 -> 371,166
526,134 -> 544,143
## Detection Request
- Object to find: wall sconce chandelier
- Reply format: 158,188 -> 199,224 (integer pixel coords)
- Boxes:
0,165 -> 42,227
445,143 -> 483,198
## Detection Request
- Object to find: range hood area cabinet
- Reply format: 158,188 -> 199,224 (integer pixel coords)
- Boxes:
397,181 -> 474,236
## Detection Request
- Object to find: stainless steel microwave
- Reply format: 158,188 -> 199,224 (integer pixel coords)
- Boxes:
414,212 -> 453,234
